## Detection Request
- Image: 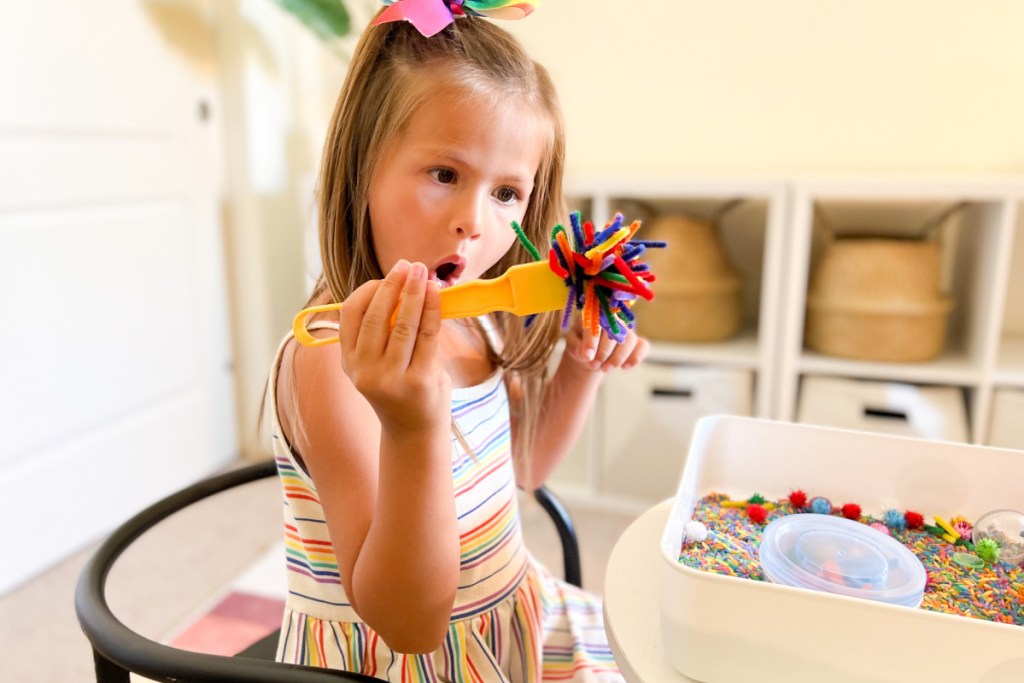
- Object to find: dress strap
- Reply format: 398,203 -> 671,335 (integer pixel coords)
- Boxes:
261,320 -> 340,455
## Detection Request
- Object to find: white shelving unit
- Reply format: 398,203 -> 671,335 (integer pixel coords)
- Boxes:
553,175 -> 1024,509
779,179 -> 1024,447
555,176 -> 788,509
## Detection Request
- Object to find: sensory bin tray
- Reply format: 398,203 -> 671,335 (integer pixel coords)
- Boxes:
659,416 -> 1024,683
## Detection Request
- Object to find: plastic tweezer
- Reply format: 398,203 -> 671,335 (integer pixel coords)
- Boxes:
292,261 -> 567,347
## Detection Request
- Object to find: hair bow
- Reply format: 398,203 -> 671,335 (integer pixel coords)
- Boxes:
372,0 -> 538,38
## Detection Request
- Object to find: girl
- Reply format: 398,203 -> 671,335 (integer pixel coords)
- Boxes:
263,7 -> 647,682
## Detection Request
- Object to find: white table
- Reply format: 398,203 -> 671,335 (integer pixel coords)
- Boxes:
603,501 -> 697,683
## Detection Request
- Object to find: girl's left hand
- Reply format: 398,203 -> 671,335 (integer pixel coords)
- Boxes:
563,316 -> 649,373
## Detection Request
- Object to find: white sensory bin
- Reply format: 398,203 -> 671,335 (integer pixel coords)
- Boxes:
660,416 -> 1024,683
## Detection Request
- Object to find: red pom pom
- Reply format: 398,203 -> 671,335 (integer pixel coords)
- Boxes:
746,503 -> 769,524
841,503 -> 861,520
788,489 -> 807,509
905,511 -> 924,530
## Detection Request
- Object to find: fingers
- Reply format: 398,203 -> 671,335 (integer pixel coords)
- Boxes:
600,333 -> 649,371
338,279 -> 383,359
567,325 -> 650,373
579,323 -> 601,363
383,261 -> 429,368
409,277 -> 443,374
589,334 -> 618,369
357,260 -> 411,354
599,334 -> 635,370
622,335 -> 649,369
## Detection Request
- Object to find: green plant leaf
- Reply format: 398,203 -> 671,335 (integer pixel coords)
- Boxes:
272,0 -> 351,40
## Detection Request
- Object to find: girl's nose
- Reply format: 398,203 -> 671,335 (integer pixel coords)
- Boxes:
452,191 -> 485,240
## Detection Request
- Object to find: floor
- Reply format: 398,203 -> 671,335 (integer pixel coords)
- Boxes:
0,469 -> 639,683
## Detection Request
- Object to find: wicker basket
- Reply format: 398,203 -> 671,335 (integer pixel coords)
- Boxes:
804,237 -> 953,362
635,214 -> 743,342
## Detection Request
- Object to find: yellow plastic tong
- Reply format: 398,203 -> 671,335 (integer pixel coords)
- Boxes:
293,261 -> 567,347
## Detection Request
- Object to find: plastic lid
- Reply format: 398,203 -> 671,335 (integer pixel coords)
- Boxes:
759,514 -> 926,608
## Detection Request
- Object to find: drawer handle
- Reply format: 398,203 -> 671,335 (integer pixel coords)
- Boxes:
652,388 -> 693,399
864,407 -> 908,421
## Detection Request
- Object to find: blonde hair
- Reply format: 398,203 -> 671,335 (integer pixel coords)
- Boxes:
295,16 -> 566,473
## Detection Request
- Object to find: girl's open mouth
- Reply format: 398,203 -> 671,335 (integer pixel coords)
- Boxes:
430,255 -> 466,288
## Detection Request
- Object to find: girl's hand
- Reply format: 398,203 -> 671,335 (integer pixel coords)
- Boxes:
339,260 -> 451,437
563,315 -> 649,373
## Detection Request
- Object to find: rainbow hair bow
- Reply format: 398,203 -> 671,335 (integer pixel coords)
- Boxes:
372,0 -> 539,38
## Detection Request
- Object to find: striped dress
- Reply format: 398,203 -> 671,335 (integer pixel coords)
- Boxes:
264,323 -> 622,683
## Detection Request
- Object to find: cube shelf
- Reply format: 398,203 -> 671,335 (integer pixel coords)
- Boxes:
551,176 -> 1024,508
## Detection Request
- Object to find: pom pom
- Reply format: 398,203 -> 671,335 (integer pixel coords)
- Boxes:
904,510 -> 924,530
951,516 -> 973,542
840,503 -> 862,521
976,537 -> 1001,564
746,503 -> 769,524
747,492 -> 766,505
683,520 -> 708,544
883,509 -> 907,531
788,489 -> 808,509
809,496 -> 832,515
869,522 -> 891,536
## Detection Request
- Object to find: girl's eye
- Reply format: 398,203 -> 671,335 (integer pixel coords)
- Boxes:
494,186 -> 520,205
429,168 -> 456,184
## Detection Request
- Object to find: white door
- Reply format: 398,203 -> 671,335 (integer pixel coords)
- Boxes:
0,1 -> 237,594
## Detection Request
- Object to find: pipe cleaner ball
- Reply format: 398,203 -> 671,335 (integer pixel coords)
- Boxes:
904,510 -> 925,530
809,496 -> 832,515
840,503 -> 862,521
746,503 -> 769,524
513,211 -> 665,341
883,509 -> 907,531
788,489 -> 808,509
975,537 -> 1001,564
869,522 -> 891,536
683,520 -> 709,544
951,516 -> 973,542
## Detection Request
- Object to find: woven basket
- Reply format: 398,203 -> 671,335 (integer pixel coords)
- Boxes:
635,214 -> 743,342
805,237 -> 953,362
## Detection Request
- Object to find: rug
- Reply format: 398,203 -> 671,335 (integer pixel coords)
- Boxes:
165,545 -> 286,657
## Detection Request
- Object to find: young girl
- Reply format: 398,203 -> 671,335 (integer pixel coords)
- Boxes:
263,8 -> 647,682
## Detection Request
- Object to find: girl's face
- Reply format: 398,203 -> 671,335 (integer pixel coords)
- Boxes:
368,86 -> 547,288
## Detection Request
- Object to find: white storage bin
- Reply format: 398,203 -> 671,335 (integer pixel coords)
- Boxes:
796,375 -> 969,443
989,387 -> 1024,450
660,416 -> 1024,683
601,363 -> 752,502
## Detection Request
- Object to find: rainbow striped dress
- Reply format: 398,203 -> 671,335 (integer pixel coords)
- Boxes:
264,325 -> 622,683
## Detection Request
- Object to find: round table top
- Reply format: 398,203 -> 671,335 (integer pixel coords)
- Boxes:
603,500 -> 697,683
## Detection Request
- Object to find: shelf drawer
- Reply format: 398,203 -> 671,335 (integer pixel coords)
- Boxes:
989,387 -> 1024,450
796,375 -> 969,443
600,363 -> 753,502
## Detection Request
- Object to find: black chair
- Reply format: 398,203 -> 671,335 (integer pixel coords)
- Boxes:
76,459 -> 581,682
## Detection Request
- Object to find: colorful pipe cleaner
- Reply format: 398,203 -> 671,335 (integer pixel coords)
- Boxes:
512,211 -> 666,341
373,0 -> 538,37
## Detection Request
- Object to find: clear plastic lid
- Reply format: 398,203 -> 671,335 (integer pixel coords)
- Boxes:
759,514 -> 926,608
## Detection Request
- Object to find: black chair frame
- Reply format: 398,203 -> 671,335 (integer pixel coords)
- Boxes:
76,459 -> 580,682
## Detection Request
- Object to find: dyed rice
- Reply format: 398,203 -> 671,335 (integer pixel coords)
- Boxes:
678,493 -> 1024,626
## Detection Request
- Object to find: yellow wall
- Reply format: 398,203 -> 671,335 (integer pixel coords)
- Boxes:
505,0 -> 1024,174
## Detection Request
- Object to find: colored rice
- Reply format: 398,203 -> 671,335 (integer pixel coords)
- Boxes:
677,493 -> 1024,626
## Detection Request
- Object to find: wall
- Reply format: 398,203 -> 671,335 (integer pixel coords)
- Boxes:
505,0 -> 1024,174
223,1 -> 1024,458
215,0 -> 352,458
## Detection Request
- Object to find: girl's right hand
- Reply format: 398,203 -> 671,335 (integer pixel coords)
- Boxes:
339,260 -> 451,438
